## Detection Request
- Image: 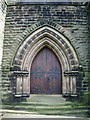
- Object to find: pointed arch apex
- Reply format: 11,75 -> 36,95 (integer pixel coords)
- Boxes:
17,20 -> 74,45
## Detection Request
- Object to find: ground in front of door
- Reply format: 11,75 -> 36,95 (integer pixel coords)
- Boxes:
1,95 -> 89,119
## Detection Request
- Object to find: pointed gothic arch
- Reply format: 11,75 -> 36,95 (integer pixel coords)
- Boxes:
12,22 -> 79,97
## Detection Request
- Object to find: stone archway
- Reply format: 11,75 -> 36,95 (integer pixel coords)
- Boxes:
12,23 -> 79,97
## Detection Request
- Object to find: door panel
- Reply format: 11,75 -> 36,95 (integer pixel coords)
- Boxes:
30,47 -> 62,94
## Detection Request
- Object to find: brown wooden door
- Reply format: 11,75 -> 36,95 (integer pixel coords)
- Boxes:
30,47 -> 62,94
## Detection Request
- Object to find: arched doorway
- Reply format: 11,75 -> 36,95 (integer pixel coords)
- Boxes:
12,24 -> 79,97
30,47 -> 62,94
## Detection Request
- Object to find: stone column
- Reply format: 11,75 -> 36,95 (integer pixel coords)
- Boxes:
16,75 -> 23,95
14,71 -> 29,97
72,76 -> 76,94
65,76 -> 70,94
22,75 -> 30,96
64,70 -> 78,95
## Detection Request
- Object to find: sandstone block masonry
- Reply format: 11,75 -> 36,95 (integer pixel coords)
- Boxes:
0,0 -> 7,102
0,0 -> 6,72
2,2 -> 89,101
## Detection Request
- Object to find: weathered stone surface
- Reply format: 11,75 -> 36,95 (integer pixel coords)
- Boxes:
0,0 -> 7,102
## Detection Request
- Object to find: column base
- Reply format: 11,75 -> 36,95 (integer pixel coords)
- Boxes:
63,93 -> 78,101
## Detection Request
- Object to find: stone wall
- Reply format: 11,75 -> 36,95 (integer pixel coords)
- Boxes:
86,2 -> 90,100
0,0 -> 7,102
2,2 -> 89,101
0,0 -> 6,73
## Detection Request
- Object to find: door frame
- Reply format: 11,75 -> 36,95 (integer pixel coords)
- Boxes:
12,26 -> 79,97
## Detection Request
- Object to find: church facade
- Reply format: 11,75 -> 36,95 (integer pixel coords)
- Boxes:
0,0 -> 90,101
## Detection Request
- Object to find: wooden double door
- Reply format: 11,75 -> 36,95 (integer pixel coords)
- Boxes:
30,47 -> 62,94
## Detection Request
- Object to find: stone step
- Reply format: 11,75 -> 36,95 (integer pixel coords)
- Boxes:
2,94 -> 88,118
0,109 -> 37,114
2,105 -> 72,111
2,105 -> 87,112
38,110 -> 88,117
21,101 -> 71,105
14,105 -> 72,109
26,94 -> 70,105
